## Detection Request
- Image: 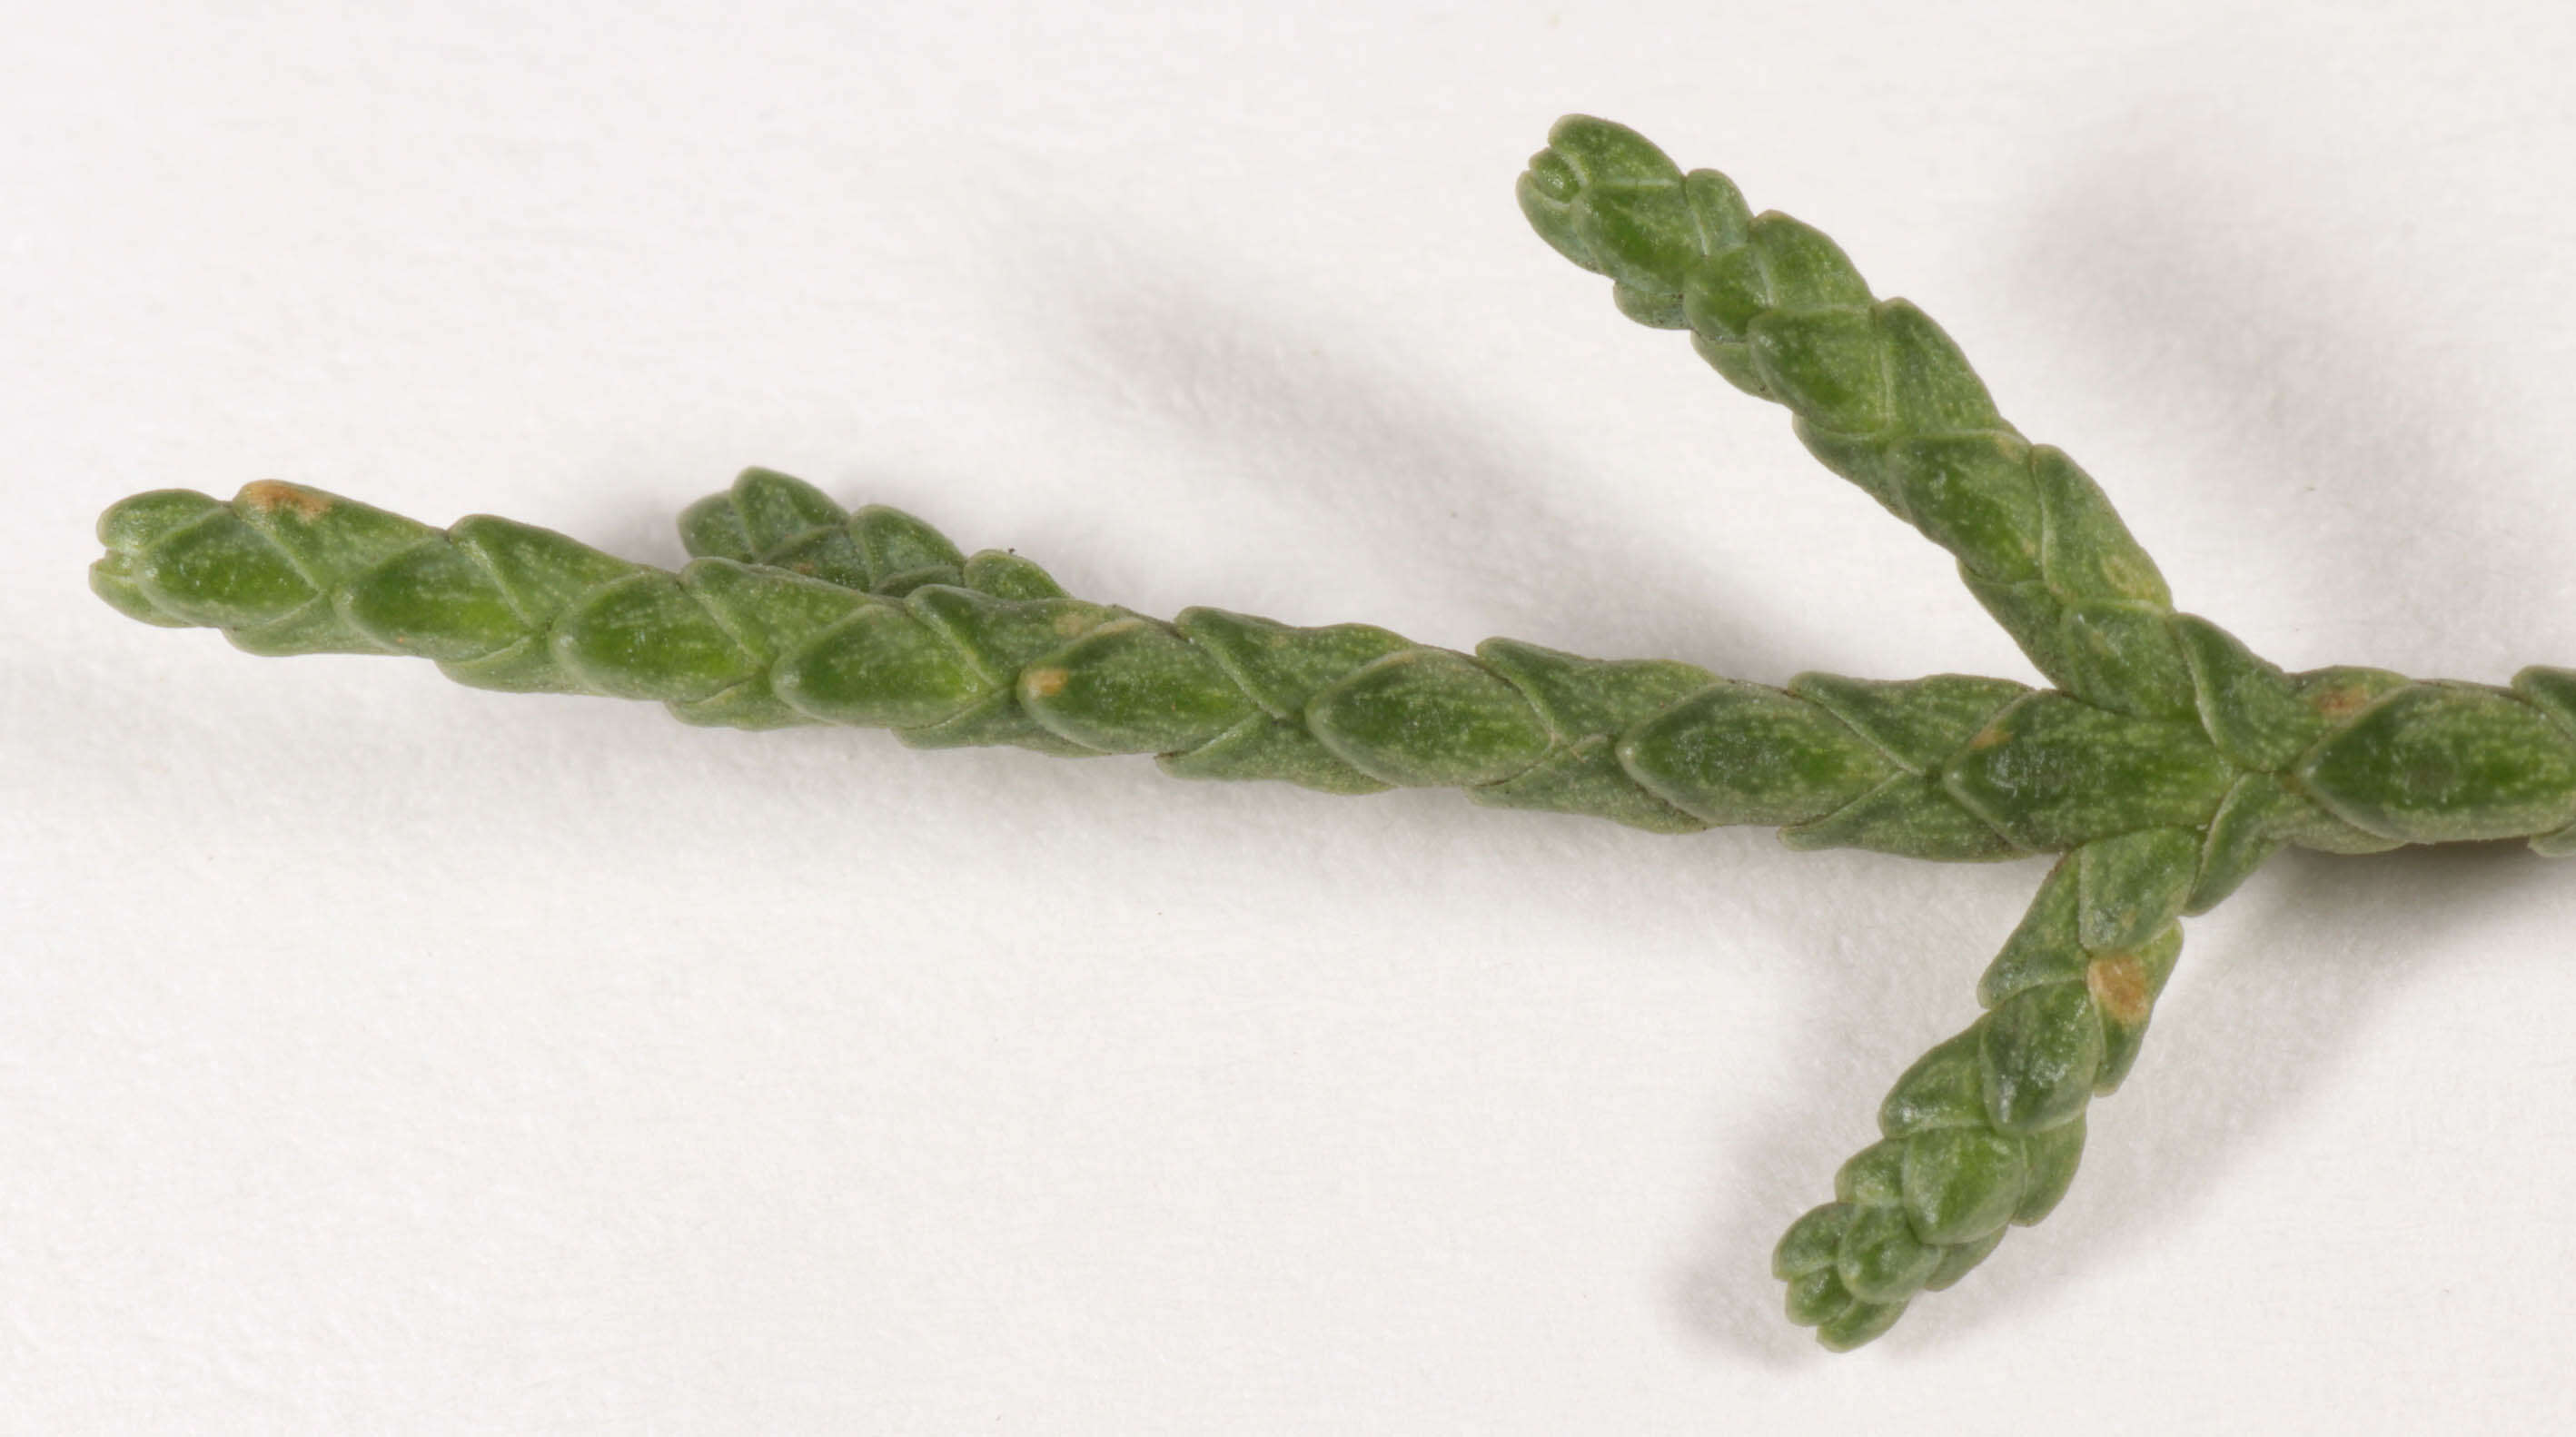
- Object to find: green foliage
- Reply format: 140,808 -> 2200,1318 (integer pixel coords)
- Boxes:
86,118 -> 2576,1353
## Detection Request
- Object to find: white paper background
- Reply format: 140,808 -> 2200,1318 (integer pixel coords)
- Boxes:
8,2 -> 2576,1431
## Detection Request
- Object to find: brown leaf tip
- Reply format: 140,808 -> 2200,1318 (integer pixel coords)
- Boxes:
237,480 -> 332,520
2309,683 -> 2374,721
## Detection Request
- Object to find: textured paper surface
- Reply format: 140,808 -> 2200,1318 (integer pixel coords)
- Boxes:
8,2 -> 2576,1430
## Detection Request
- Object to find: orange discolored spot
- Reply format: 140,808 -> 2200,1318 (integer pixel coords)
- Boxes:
1023,666 -> 1069,698
2310,684 -> 2372,720
237,480 -> 331,520
1053,610 -> 1093,638
1967,724 -> 2006,750
2086,954 -> 2152,1026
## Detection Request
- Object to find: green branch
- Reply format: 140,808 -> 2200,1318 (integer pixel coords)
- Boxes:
84,116 -> 2576,1353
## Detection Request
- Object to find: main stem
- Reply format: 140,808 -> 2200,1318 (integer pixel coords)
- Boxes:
93,471 -> 2056,859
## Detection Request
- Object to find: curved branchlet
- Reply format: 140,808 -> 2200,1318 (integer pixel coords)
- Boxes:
1772,841 -> 2187,1348
1518,116 -> 2191,720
